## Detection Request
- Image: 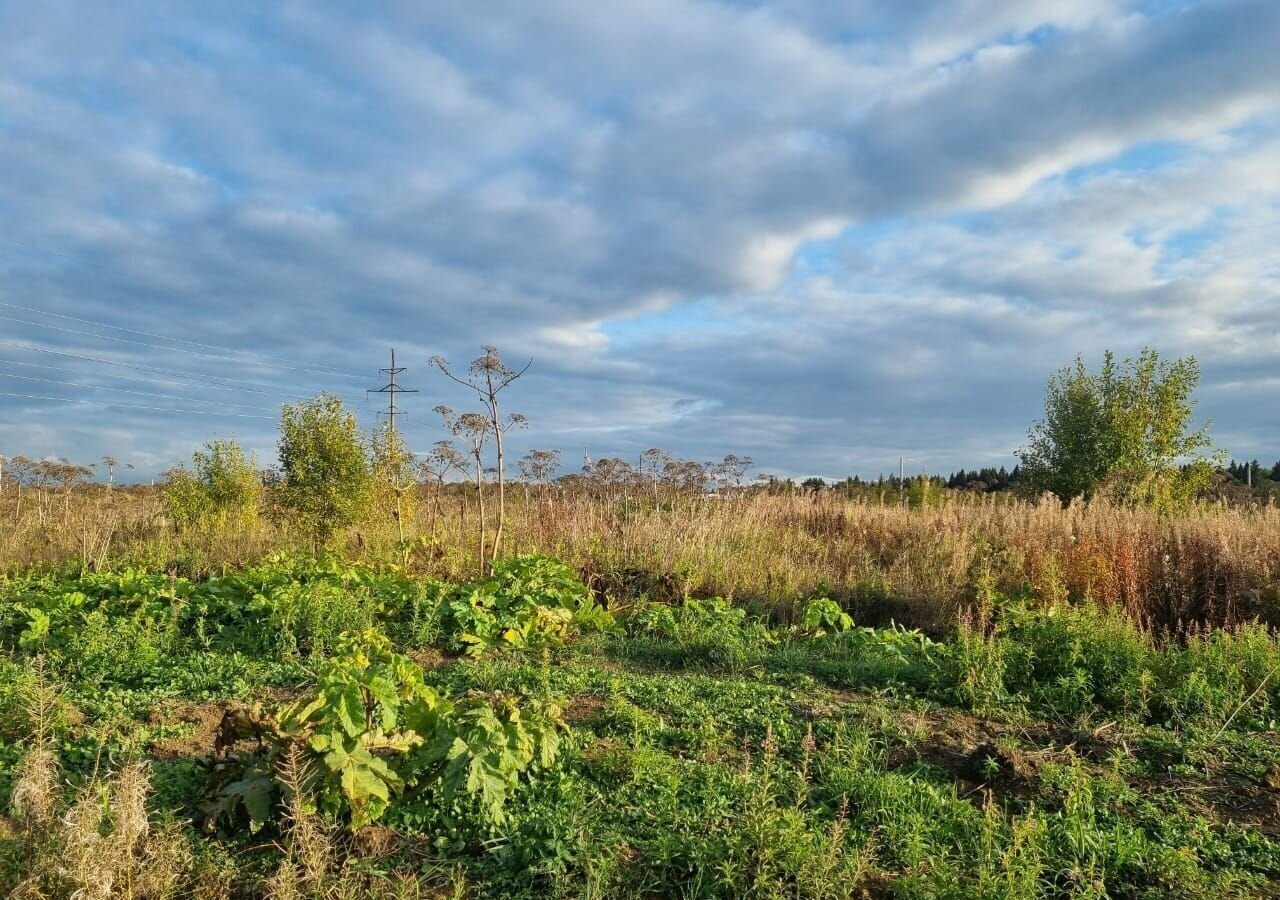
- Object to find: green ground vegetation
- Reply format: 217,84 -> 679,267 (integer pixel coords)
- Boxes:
2,554 -> 1279,898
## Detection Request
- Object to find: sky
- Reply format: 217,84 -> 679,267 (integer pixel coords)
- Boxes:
0,0 -> 1278,482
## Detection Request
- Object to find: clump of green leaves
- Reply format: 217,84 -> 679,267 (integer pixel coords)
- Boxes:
800,598 -> 853,636
207,628 -> 566,834
938,595 -> 1280,731
633,597 -> 777,671
442,555 -> 615,656
276,629 -> 447,826
420,692 -> 565,825
0,570 -> 188,688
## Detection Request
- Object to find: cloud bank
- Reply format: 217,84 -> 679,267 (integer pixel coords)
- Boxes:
1,0 -> 1277,478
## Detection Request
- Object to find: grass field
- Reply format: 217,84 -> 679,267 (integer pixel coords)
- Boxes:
2,491 -> 1279,897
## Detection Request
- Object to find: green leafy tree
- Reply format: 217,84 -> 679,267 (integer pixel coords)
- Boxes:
162,438 -> 260,529
277,393 -> 371,549
1017,357 -> 1112,503
1019,348 -> 1220,509
906,475 -> 942,509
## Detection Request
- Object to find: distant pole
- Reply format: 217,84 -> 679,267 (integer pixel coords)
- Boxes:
369,348 -> 418,437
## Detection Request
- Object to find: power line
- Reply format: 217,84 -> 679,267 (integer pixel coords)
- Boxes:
0,352 -> 318,402
0,241 -> 372,423
0,313 -> 368,381
0,340 -> 306,395
0,237 -> 369,383
0,390 -> 277,419
0,370 -> 279,411
0,300 -> 368,380
0,341 -> 365,418
0,234 -> 82,263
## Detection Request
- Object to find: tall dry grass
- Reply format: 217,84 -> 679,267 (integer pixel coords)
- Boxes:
5,753 -> 208,899
491,492 -> 1280,631
2,487 -> 1278,631
0,486 -> 280,573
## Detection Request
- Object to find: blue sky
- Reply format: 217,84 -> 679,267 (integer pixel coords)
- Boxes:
1,0 -> 1278,480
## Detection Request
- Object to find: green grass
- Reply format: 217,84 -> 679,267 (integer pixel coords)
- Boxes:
2,557 -> 1279,897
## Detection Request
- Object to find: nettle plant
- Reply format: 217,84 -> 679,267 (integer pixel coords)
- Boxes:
635,596 -> 778,648
207,629 -> 566,832
443,555 -> 616,656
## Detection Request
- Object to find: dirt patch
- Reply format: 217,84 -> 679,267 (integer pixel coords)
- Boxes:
263,685 -> 305,703
352,824 -> 400,858
148,701 -> 234,760
1152,774 -> 1280,836
828,692 -> 1280,832
961,741 -> 1040,782
407,647 -> 454,670
880,709 -> 1052,802
148,698 -> 296,760
565,694 -> 607,724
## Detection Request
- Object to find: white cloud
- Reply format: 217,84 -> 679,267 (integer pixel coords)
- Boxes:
1,0 -> 1278,475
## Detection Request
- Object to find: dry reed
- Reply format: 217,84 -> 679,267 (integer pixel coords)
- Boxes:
3,487 -> 1277,631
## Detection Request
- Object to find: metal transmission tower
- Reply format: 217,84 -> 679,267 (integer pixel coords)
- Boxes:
368,348 -> 418,436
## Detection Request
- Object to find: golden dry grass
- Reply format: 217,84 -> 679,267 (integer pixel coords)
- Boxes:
3,487 -> 1278,631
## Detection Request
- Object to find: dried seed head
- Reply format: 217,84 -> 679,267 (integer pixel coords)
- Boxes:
9,747 -> 58,829
761,723 -> 778,757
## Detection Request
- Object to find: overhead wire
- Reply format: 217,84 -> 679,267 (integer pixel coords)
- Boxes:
0,313 -> 370,381
0,300 -> 368,379
0,371 -> 280,411
0,236 -> 368,380
0,234 -> 82,263
0,340 -> 367,419
0,353 -> 317,402
0,340 -> 310,394
0,390 -> 277,419
0,240 -> 415,426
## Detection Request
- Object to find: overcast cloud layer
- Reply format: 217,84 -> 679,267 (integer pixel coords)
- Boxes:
1,0 -> 1278,480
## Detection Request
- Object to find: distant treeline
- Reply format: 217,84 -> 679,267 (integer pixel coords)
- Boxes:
762,469 -> 1022,498
775,458 -> 1280,502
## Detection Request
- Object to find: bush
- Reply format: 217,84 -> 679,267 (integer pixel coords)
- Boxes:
1001,603 -> 1155,720
633,597 -> 777,671
277,393 -> 371,549
442,555 -> 616,656
1155,624 -> 1280,732
939,599 -> 1280,731
206,629 -> 567,834
162,438 -> 260,530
